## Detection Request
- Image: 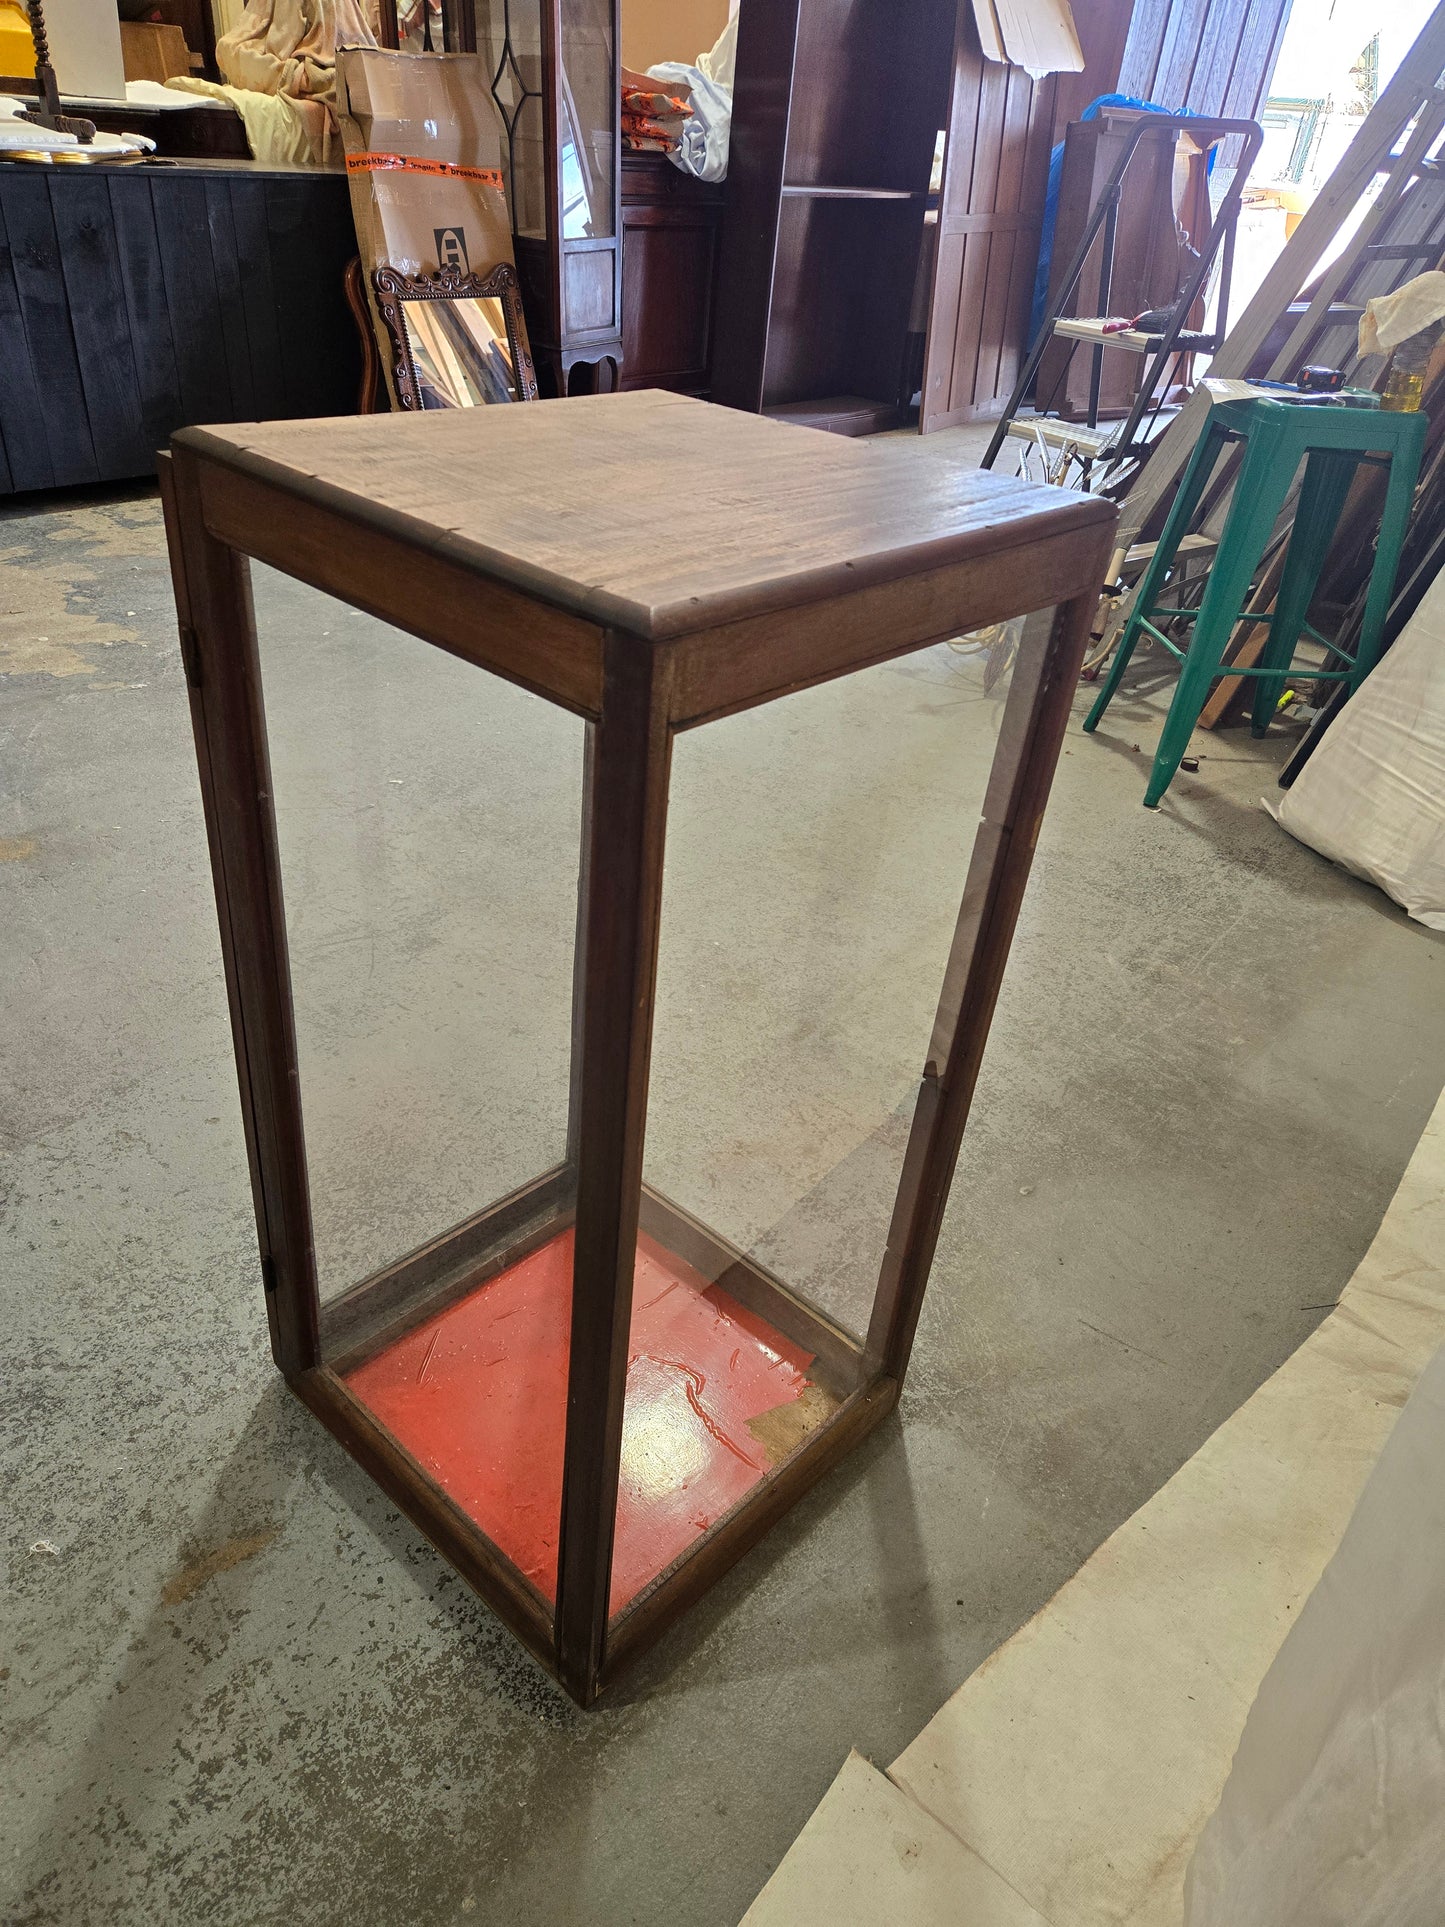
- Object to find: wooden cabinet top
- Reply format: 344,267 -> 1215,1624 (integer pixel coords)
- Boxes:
178,391 -> 1113,645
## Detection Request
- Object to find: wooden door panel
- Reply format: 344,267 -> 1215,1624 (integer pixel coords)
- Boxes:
922,5 -> 1056,430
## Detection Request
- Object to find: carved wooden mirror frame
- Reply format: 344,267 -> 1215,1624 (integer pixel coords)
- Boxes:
371,261 -> 539,409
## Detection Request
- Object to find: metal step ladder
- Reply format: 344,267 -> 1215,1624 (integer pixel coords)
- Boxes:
983,112 -> 1264,490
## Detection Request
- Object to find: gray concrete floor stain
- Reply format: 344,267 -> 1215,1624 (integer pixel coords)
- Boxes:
2,480 -> 1442,1927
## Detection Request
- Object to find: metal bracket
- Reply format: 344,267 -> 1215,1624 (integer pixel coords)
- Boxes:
178,623 -> 203,689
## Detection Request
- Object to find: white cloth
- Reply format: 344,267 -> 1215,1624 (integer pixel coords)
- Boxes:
1186,1335 -> 1445,1924
1359,270 -> 1445,358
695,10 -> 736,90
647,13 -> 735,184
1269,563 -> 1445,929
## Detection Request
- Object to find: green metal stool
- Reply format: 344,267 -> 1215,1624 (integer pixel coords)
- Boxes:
1084,391 -> 1427,808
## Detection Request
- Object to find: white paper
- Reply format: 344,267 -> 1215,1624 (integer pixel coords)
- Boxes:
972,0 -> 1008,64
742,1751 -> 1050,1926
40,0 -> 126,102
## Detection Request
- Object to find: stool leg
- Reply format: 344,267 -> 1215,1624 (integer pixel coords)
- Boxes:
1250,449 -> 1357,736
1142,426 -> 1292,808
1084,420 -> 1230,733
1350,434 -> 1423,693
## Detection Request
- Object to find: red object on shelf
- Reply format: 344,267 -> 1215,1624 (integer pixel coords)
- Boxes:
345,1228 -> 818,1615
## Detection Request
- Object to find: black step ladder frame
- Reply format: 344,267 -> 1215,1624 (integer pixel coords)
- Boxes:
983,113 -> 1265,481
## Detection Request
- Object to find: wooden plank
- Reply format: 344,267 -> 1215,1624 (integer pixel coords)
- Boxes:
178,394 -> 1114,642
982,62 -> 1040,406
204,173 -> 256,423
921,223 -> 965,425
263,174 -> 360,420
1116,8 -> 1445,550
260,175 -> 321,418
638,1186 -> 863,1398
975,230 -> 1018,415
154,174 -> 235,424
4,172 -> 97,487
924,4 -> 1058,429
603,1374 -> 900,1682
321,1167 -> 576,1371
161,443 -> 320,1376
1053,0 -> 1132,133
107,173 -> 183,467
555,631 -> 675,1706
1116,0 -> 1170,101
1197,614 -> 1271,727
953,231 -> 995,416
48,172 -> 151,480
1152,0 -> 1212,110
1119,0 -> 1288,117
669,517 -> 1115,728
291,1366 -> 558,1676
971,64 -> 1031,410
189,455 -> 607,718
1268,91 -> 1445,379
865,586 -> 1104,1380
0,188 -> 50,492
227,176 -> 288,421
1212,0 -> 1291,122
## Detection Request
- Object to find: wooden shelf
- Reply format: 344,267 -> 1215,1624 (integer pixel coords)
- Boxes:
780,185 -> 927,202
765,395 -> 902,436
710,0 -> 954,422
1053,316 -> 1219,353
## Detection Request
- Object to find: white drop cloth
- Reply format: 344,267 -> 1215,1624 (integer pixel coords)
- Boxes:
1271,564 -> 1445,929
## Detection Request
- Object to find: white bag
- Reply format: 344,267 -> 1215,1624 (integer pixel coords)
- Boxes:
1270,563 -> 1445,929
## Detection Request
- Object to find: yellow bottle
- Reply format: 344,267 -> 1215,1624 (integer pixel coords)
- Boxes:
1381,320 -> 1441,413
1381,369 -> 1425,413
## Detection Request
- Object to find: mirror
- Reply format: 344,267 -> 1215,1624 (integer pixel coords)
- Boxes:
372,263 -> 539,410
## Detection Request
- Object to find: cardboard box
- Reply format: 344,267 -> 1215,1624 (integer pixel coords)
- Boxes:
337,48 -> 518,281
337,47 -> 535,408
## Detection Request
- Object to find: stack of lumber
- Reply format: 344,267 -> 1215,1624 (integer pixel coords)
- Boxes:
1105,2 -> 1445,735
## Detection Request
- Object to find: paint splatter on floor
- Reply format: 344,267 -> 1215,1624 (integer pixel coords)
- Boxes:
161,1525 -> 281,1605
344,1230 -> 834,1614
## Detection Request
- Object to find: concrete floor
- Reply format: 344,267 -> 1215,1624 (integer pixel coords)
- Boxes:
3,469 -> 1443,1927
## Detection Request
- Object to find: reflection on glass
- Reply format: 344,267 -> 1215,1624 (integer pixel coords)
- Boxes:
594,636 -> 1025,1620
474,0 -> 614,241
559,0 -> 615,238
396,0 -> 442,51
477,0 -> 548,240
644,639 -> 1021,1341
251,577 -> 585,1302
401,296 -> 521,407
510,90 -> 548,239
559,90 -> 592,241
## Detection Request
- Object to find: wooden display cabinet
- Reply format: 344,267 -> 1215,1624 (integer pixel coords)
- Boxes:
160,391 -> 1114,1705
475,0 -> 623,392
379,0 -> 623,392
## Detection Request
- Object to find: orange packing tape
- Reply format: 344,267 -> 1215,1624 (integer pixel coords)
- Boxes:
346,151 -> 503,188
